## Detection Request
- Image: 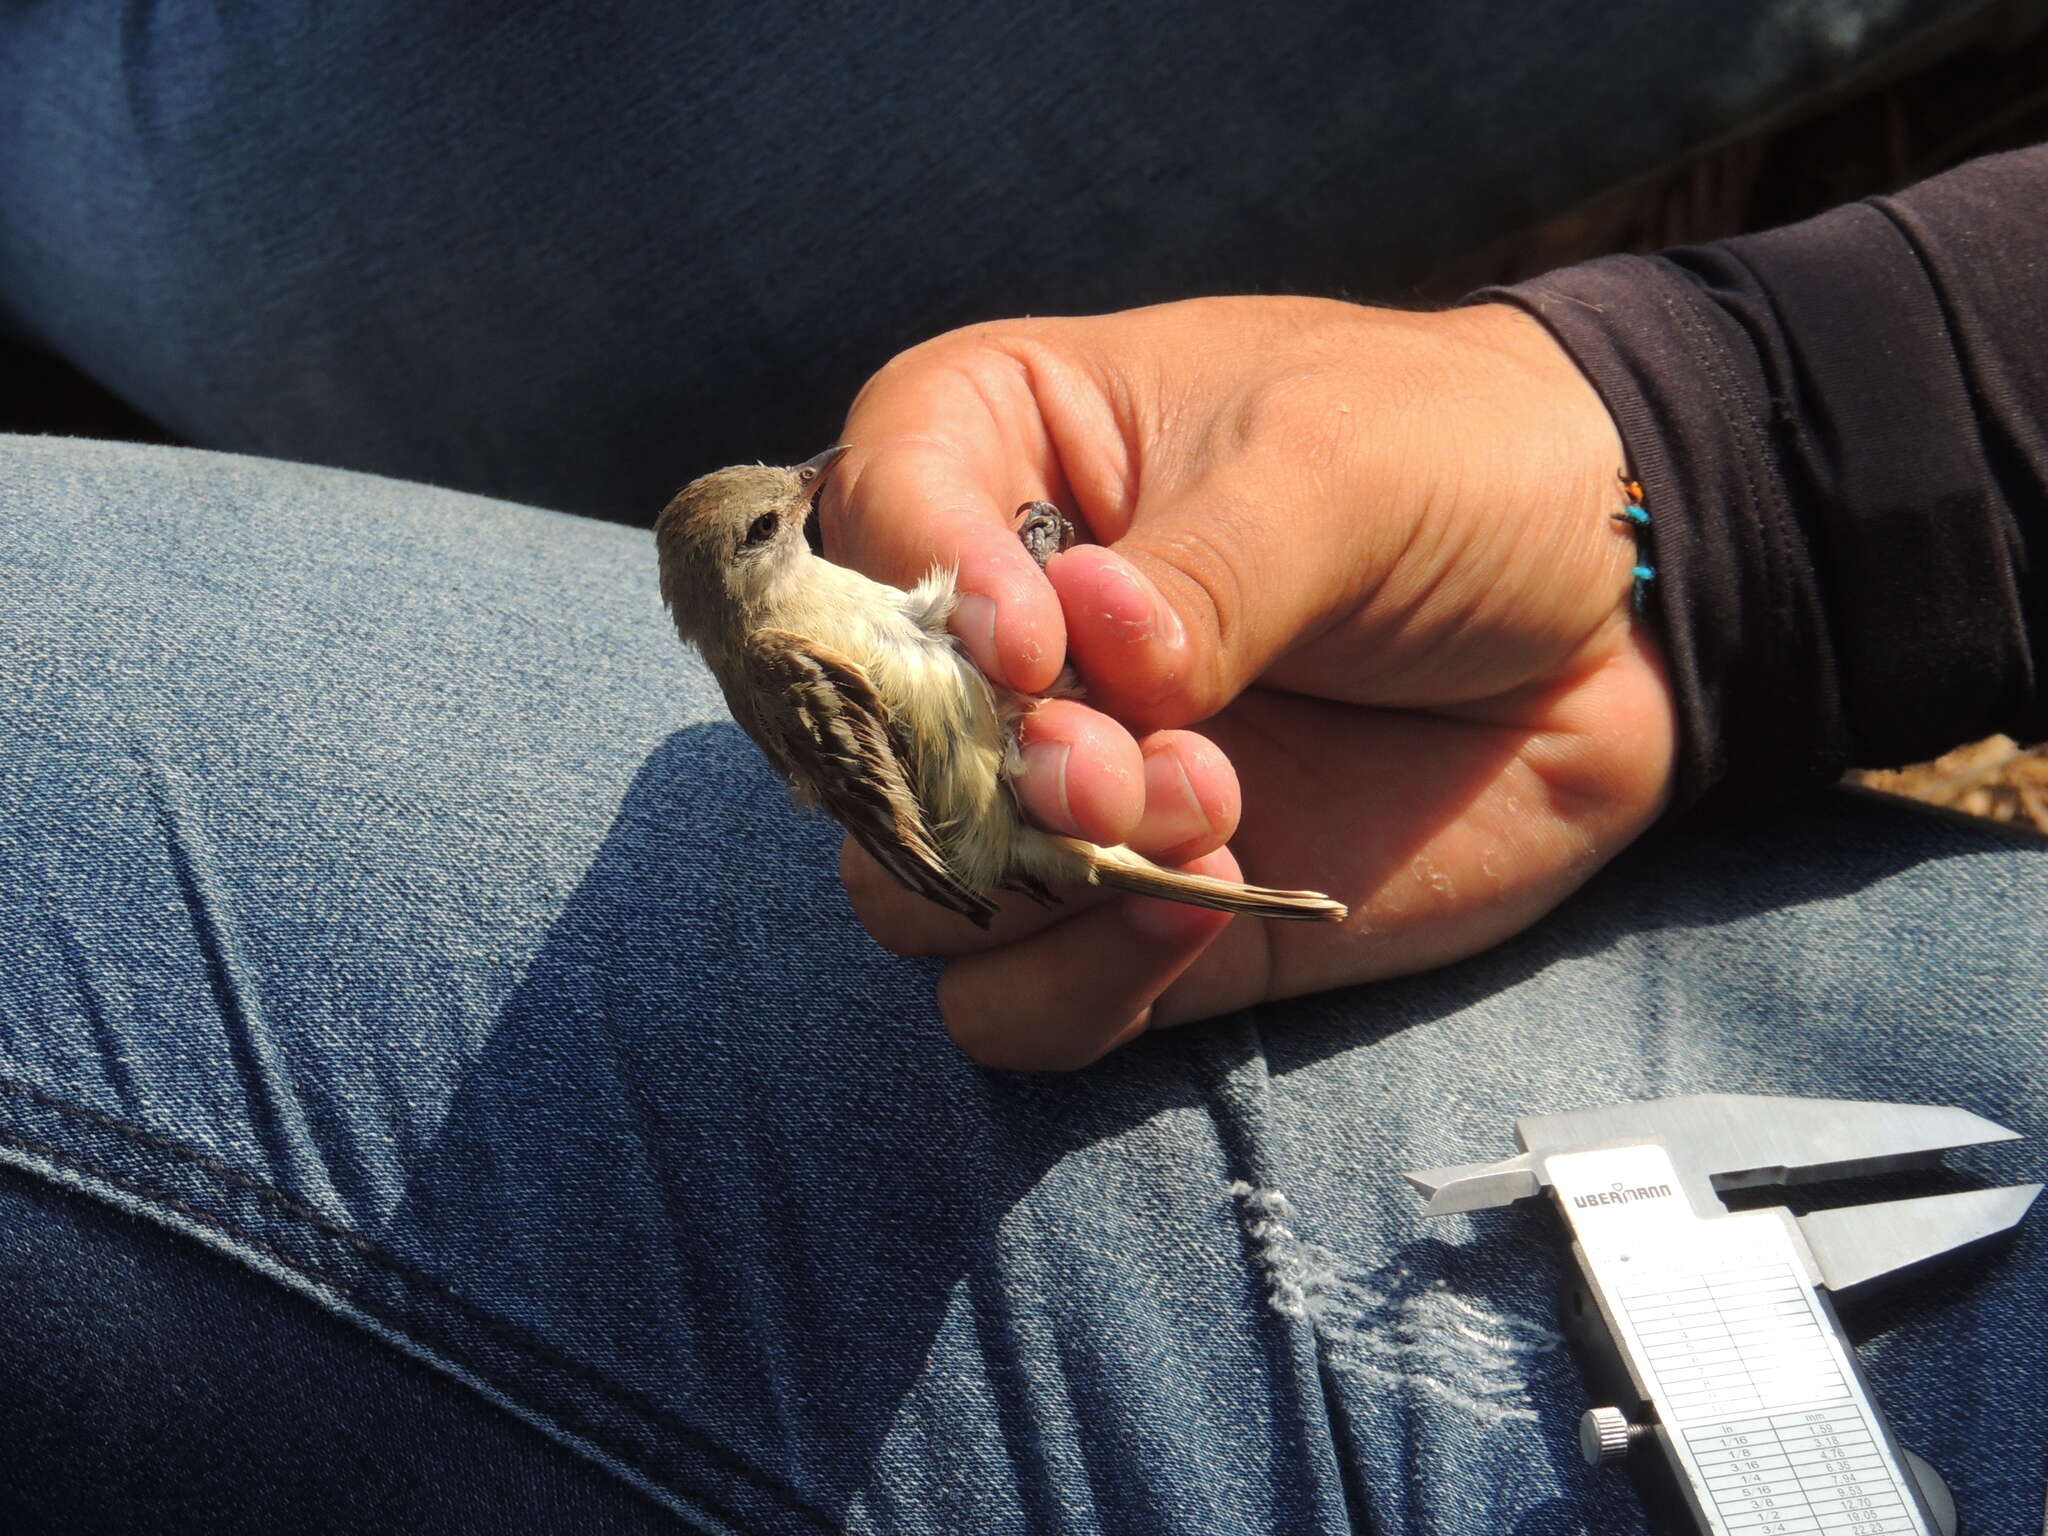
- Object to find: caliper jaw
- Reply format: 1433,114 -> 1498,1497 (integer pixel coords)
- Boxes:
1408,1093 -> 2020,1218
1796,1183 -> 2041,1299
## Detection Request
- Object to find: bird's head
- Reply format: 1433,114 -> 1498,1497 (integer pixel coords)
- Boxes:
654,445 -> 848,644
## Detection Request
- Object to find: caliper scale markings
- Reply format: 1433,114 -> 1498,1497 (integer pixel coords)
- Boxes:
1690,1408 -> 1915,1534
1405,1094 -> 2039,1536
1623,1261 -> 1841,1421
1547,1142 -> 1933,1535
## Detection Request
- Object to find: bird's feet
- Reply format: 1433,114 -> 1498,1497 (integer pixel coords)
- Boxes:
1014,501 -> 1077,569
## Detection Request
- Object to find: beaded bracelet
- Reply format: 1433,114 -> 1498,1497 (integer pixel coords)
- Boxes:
1614,472 -> 1654,612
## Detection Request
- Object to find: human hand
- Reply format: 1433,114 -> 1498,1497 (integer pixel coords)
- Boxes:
817,297 -> 1676,1068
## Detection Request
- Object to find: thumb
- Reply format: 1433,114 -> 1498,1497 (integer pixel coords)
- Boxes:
1048,484 -> 1360,730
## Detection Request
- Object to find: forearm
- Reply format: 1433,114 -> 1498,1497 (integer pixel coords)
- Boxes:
1490,145 -> 2048,820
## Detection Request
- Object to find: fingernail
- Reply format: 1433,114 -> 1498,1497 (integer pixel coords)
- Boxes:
1091,554 -> 1156,643
1099,551 -> 1185,651
952,592 -> 1002,682
1141,749 -> 1211,852
1018,739 -> 1080,835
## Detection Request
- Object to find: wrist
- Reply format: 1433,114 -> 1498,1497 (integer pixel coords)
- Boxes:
1392,301 -> 1646,667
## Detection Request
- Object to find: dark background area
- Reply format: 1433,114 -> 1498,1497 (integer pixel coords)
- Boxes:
1428,0 -> 2048,297
6,8 -> 2048,824
8,10 -> 2046,448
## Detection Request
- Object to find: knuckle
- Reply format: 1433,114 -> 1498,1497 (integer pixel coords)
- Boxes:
1222,366 -> 1321,454
1226,366 -> 1360,482
847,322 -> 1035,428
1035,1012 -> 1146,1071
839,848 -> 942,956
945,1014 -> 1105,1073
942,1011 -> 1005,1065
906,320 -> 1047,380
1032,1041 -> 1111,1073
870,920 -> 941,960
855,900 -> 941,957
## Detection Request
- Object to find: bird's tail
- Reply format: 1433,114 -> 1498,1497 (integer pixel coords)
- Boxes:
1054,838 -> 1348,923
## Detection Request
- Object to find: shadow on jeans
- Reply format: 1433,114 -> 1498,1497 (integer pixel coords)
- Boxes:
385,720 -> 1233,1528
389,729 -> 2041,1529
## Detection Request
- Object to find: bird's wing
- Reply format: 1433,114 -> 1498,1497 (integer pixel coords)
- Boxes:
740,628 -> 998,927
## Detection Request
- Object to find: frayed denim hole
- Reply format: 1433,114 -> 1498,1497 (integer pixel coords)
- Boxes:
1227,1181 -> 1564,1426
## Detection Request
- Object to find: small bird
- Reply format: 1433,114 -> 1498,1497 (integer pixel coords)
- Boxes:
654,447 -> 1347,929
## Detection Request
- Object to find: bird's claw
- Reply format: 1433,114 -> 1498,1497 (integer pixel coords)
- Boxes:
1015,501 -> 1077,569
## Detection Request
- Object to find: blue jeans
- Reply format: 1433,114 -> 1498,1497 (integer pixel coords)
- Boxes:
0,1 -> 1994,520
1,436 -> 2042,1532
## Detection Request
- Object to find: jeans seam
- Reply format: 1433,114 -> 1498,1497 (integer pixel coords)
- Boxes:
0,1118 -> 363,1301
0,1073 -> 838,1531
0,1070 -> 377,1252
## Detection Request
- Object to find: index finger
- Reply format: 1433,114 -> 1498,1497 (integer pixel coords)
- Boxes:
820,345 -> 1071,695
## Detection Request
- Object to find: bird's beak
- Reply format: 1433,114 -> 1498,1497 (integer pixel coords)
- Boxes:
794,445 -> 850,542
795,444 -> 850,488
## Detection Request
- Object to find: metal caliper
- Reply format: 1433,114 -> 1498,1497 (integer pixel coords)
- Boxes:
1405,1094 -> 2039,1535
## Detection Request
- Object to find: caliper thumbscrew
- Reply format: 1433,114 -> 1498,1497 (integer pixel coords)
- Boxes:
1579,1406 -> 1644,1467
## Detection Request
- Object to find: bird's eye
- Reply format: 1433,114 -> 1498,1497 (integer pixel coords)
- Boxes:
743,511 -> 780,547
796,464 -> 818,485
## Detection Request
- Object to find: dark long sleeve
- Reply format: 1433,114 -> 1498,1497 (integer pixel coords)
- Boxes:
1491,146 -> 2048,821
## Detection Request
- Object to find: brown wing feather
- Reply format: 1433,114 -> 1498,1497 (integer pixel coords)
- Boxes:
740,629 -> 998,928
